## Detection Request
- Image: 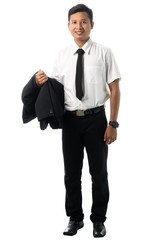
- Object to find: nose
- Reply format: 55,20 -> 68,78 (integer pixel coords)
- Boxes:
76,22 -> 83,29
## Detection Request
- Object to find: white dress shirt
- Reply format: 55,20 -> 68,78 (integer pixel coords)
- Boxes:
51,38 -> 121,111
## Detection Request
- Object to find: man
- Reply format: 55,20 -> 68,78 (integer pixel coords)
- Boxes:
35,4 -> 121,238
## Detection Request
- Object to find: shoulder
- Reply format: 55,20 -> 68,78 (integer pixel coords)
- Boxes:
56,44 -> 73,57
91,41 -> 111,53
91,41 -> 113,59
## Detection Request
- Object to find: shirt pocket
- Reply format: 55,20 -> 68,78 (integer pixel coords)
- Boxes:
85,65 -> 104,84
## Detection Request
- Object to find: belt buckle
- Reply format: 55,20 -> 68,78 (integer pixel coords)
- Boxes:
76,110 -> 85,116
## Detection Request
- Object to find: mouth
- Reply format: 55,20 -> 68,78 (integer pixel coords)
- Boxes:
75,31 -> 84,35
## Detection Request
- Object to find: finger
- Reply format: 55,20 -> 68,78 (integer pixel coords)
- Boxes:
37,70 -> 46,76
106,137 -> 111,145
39,75 -> 47,81
113,136 -> 117,141
38,74 -> 47,82
110,137 -> 117,144
110,139 -> 114,144
41,77 -> 48,84
38,69 -> 44,74
104,132 -> 107,141
38,73 -> 47,79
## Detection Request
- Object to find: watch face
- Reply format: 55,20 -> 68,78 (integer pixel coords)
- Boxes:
109,121 -> 119,128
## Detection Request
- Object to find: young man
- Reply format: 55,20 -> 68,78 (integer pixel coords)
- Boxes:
35,4 -> 121,238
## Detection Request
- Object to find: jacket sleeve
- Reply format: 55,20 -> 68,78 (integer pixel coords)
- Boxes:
21,73 -> 40,123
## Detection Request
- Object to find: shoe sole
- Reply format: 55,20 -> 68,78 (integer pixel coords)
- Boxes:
93,234 -> 106,238
63,223 -> 84,236
93,230 -> 106,238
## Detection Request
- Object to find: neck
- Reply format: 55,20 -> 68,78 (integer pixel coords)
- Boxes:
74,38 -> 89,48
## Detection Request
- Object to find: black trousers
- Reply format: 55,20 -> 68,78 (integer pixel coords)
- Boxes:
62,109 -> 109,223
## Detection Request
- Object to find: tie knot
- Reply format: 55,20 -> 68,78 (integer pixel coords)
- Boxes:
76,48 -> 85,55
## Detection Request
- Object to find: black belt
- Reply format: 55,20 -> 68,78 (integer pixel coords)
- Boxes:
66,106 -> 104,117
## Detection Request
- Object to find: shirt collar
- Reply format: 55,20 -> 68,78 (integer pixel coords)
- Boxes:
72,38 -> 93,55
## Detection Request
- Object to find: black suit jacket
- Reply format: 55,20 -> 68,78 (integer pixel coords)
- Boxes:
22,73 -> 64,130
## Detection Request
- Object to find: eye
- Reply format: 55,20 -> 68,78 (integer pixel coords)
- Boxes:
72,21 -> 77,24
82,21 -> 87,24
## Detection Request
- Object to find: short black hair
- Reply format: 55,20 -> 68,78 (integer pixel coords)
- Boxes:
68,4 -> 93,24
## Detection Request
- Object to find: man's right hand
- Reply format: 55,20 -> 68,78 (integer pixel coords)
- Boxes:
35,70 -> 48,86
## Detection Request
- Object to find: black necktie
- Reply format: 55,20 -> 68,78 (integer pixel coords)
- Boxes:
75,48 -> 85,100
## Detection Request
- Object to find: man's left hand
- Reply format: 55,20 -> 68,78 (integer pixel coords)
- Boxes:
104,125 -> 117,145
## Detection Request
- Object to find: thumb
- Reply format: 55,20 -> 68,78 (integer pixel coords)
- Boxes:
104,129 -> 107,141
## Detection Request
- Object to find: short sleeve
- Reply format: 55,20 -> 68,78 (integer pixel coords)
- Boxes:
50,53 -> 62,83
106,48 -> 121,84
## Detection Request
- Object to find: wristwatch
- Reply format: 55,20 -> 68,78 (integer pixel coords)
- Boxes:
109,121 -> 119,128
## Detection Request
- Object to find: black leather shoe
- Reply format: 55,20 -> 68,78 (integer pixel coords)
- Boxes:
63,220 -> 84,236
93,222 -> 106,238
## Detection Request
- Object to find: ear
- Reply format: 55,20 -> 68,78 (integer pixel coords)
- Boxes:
91,21 -> 94,29
68,23 -> 70,31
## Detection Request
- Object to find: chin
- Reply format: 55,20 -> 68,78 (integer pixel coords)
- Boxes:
74,37 -> 83,41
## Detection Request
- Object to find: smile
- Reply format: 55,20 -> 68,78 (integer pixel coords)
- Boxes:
75,31 -> 84,35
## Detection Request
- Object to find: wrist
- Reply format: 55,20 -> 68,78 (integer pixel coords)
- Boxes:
109,121 -> 119,128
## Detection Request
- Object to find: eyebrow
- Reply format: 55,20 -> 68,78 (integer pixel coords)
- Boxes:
71,19 -> 87,21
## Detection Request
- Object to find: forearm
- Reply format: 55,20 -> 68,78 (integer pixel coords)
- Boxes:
104,79 -> 121,144
109,85 -> 120,122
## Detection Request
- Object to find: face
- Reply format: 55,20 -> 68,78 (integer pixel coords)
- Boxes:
68,12 -> 94,47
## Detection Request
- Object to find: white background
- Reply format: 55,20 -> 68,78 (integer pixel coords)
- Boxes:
0,0 -> 160,239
